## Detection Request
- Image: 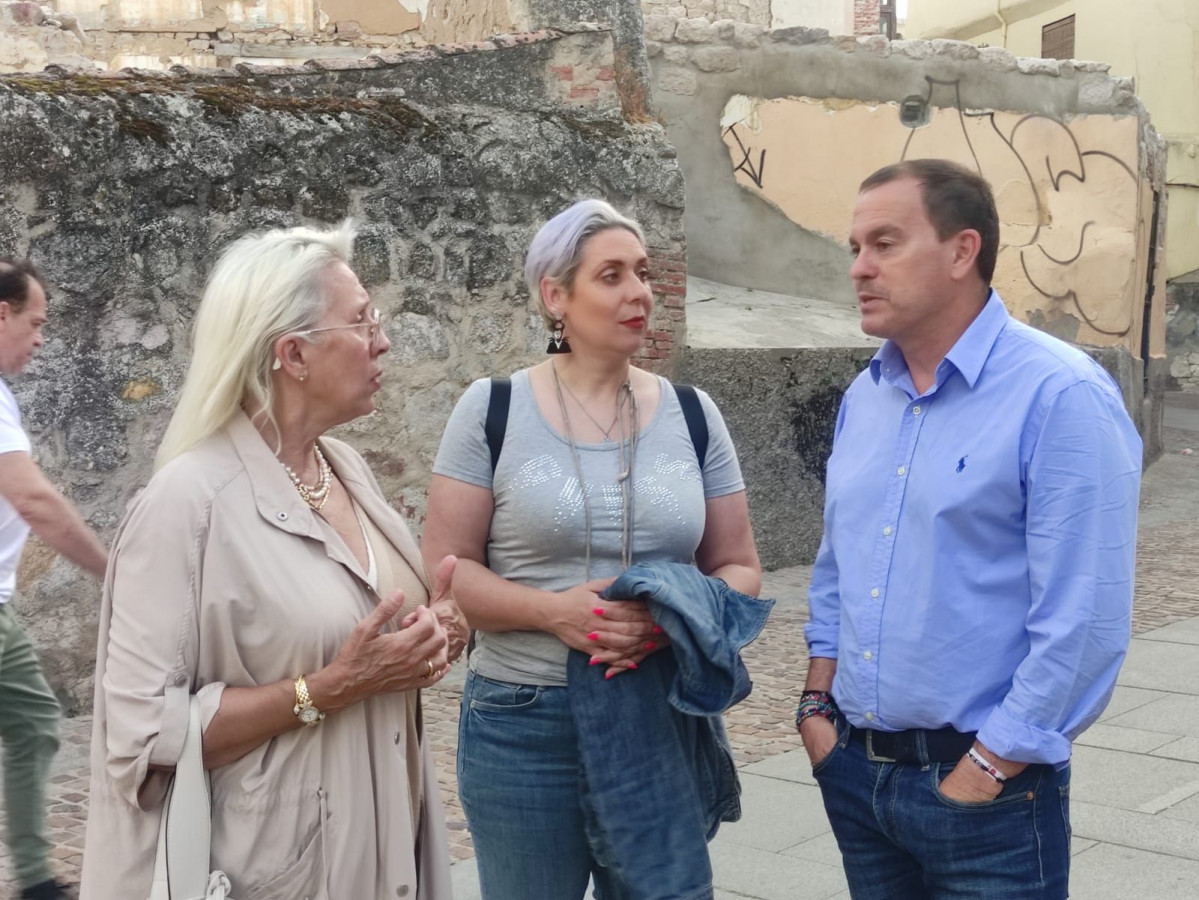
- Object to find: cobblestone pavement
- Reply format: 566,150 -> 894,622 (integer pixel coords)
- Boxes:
3,395 -> 1197,895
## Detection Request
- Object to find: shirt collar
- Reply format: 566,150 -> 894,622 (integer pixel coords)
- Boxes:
868,290 -> 1009,390
942,290 -> 1010,389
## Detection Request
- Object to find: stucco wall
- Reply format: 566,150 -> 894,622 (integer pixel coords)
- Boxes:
906,0 -> 1199,288
646,22 -> 1167,368
0,27 -> 686,711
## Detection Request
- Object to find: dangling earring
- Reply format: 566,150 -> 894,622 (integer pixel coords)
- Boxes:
546,317 -> 571,355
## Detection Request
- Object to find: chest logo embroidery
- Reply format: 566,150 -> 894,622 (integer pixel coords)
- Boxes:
956,456 -> 968,473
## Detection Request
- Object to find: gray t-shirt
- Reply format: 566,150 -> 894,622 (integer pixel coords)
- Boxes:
432,368 -> 746,686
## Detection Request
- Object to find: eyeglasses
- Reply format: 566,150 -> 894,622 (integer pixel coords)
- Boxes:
293,307 -> 384,345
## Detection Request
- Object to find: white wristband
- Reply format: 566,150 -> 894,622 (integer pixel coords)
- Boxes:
966,747 -> 1007,783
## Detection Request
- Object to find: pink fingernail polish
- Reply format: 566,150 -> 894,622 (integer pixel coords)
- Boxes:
628,662 -> 638,670
593,607 -> 605,616
590,657 -> 602,666
644,641 -> 657,651
587,632 -> 599,641
651,625 -> 664,635
605,670 -> 617,680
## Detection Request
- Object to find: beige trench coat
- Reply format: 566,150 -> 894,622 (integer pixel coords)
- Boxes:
80,412 -> 452,900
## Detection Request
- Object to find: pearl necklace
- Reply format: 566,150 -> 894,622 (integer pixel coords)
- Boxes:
281,443 -> 333,511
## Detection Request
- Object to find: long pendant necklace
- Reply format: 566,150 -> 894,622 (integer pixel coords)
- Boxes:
556,376 -> 621,442
551,361 -> 640,578
280,443 -> 333,511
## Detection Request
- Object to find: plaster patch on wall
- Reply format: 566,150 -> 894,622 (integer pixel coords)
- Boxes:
720,93 -> 761,130
720,90 -> 1145,346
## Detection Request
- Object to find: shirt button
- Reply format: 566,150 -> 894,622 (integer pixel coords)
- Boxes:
393,732 -> 401,745
397,886 -> 410,897
870,588 -> 880,598
277,511 -> 288,521
864,711 -> 875,722
863,650 -> 873,660
897,466 -> 906,476
912,406 -> 922,415
883,526 -> 892,536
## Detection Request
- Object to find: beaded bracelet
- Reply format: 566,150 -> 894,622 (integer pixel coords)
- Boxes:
795,690 -> 839,731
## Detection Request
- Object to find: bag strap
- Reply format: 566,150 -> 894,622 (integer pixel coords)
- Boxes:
485,377 -> 512,474
673,383 -> 709,471
486,377 -> 709,472
149,697 -> 215,900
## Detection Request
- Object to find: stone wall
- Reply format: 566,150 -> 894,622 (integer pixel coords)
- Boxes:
0,26 -> 686,711
1168,279 -> 1199,390
0,0 -> 431,71
681,346 -> 874,569
641,0 -> 771,25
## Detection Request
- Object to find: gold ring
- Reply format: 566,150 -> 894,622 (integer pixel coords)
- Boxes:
424,659 -> 435,679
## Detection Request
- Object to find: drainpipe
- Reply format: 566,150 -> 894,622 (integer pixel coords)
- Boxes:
996,0 -> 1010,47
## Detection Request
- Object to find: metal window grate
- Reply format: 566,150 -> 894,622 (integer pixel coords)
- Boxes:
1042,15 -> 1075,60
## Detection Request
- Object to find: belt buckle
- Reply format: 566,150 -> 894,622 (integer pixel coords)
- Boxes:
865,729 -> 898,763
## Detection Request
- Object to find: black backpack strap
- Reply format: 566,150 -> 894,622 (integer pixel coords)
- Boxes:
673,383 -> 709,471
484,377 -> 511,474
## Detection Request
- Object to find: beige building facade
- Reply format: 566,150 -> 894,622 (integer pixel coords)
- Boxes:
906,0 -> 1199,284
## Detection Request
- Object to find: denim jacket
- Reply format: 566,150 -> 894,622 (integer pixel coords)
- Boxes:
566,562 -> 775,900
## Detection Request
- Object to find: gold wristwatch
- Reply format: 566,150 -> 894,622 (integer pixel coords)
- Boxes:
293,675 -> 325,727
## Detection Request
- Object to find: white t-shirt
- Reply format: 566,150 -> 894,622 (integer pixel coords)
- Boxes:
0,379 -> 32,605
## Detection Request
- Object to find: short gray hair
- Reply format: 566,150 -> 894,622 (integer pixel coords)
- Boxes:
524,199 -> 646,328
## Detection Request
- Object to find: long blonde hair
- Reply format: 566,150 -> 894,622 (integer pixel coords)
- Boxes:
156,220 -> 356,469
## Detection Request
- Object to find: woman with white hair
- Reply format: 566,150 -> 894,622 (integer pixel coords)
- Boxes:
423,199 -> 763,898
80,221 -> 464,899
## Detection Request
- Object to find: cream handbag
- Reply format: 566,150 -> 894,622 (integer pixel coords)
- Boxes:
146,697 -> 236,900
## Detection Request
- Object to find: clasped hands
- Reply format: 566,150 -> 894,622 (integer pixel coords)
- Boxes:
327,555 -> 467,700
556,578 -> 670,680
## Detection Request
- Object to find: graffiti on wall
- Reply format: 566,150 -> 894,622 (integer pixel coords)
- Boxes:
720,78 -> 1146,346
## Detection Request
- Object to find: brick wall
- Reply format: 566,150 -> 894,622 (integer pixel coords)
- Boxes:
640,247 -> 688,372
853,0 -> 880,36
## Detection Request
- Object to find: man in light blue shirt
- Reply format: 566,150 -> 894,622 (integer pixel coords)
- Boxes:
797,160 -> 1141,899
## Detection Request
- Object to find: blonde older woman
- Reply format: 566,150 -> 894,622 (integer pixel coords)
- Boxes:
423,199 -> 763,898
81,222 -> 465,899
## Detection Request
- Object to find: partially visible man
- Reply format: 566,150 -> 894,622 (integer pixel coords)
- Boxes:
0,258 -> 107,900
797,161 -> 1141,899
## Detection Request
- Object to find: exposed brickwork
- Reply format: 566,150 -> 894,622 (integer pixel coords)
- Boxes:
854,0 -> 881,37
638,247 -> 688,373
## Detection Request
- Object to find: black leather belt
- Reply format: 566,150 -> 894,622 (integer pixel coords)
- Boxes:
849,725 -> 976,764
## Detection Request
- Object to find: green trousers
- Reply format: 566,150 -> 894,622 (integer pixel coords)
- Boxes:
0,603 -> 61,889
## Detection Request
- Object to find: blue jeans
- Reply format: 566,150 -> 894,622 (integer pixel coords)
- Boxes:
457,671 -> 628,900
813,718 -> 1071,899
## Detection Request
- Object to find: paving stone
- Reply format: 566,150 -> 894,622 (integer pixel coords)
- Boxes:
1073,722 -> 1181,754
740,748 -> 816,785
1070,842 -> 1199,899
1151,736 -> 1199,763
1072,799 -> 1199,859
1117,640 -> 1199,694
1138,617 -> 1199,645
1105,693 -> 1199,736
779,830 -> 843,866
710,840 -> 848,900
1097,685 -> 1173,722
1072,744 -> 1199,813
718,773 -> 831,852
